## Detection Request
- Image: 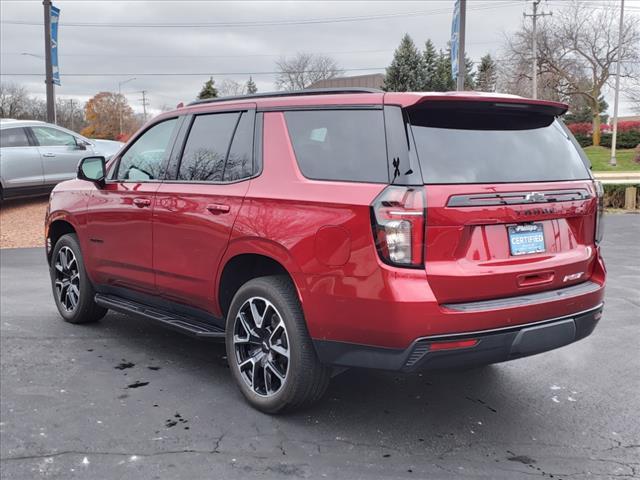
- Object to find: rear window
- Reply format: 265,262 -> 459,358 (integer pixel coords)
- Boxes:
284,110 -> 388,183
409,105 -> 590,184
1,127 -> 30,148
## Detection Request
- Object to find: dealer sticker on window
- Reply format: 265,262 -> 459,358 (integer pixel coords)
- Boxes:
508,223 -> 546,256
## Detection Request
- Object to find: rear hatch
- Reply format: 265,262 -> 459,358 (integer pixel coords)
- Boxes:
406,100 -> 599,305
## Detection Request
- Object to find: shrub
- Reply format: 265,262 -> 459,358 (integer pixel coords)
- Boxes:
618,121 -> 640,132
600,130 -> 640,149
566,121 -> 640,148
566,122 -> 592,135
573,133 -> 592,147
603,184 -> 640,209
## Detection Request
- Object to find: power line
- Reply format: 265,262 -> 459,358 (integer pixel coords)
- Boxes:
3,49 -> 392,59
0,67 -> 388,77
1,39 -> 503,60
0,2 -> 522,28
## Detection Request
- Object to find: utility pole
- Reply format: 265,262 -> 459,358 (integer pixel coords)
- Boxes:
42,0 -> 55,123
524,0 -> 552,99
456,0 -> 467,91
117,77 -> 136,136
139,90 -> 149,122
68,98 -> 75,131
610,0 -> 625,167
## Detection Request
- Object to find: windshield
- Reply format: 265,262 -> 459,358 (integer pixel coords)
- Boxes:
409,106 -> 590,184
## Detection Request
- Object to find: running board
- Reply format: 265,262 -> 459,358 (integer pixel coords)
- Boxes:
94,293 -> 225,340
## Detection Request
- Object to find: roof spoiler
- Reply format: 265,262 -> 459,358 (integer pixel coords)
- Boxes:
407,95 -> 568,117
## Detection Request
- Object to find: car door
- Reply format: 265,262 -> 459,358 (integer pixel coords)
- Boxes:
153,108 -> 256,312
30,125 -> 92,186
0,127 -> 44,196
84,117 -> 181,294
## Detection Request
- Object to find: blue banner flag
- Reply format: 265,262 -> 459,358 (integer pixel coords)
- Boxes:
450,0 -> 460,82
50,5 -> 60,86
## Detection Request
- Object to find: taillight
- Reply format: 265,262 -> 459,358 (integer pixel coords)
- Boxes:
594,180 -> 604,244
370,186 -> 425,268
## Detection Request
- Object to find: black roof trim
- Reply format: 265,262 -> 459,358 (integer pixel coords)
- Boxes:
187,88 -> 383,106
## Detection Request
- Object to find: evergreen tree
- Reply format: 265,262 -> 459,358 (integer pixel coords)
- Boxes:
197,77 -> 218,99
564,96 -> 609,124
383,34 -> 426,92
246,76 -> 258,95
433,50 -> 456,91
432,48 -> 475,91
422,40 -> 439,91
475,54 -> 497,92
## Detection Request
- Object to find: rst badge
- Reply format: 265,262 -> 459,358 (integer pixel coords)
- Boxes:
563,272 -> 584,282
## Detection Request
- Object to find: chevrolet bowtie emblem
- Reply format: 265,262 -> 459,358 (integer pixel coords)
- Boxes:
524,192 -> 546,203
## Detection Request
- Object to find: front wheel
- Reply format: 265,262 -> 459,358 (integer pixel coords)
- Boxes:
226,275 -> 330,413
50,234 -> 107,324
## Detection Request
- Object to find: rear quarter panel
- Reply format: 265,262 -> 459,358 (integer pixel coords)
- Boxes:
223,111 -> 387,336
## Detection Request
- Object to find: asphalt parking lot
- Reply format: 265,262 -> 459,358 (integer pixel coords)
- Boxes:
1,214 -> 639,480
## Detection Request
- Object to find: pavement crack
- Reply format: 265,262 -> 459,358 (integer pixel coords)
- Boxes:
1,447 -> 225,462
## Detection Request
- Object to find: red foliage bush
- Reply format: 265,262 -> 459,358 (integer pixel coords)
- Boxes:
617,121 -> 640,132
566,122 -> 592,135
566,120 -> 640,136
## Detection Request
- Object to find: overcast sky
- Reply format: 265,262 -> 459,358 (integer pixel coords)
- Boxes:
1,0 -> 638,116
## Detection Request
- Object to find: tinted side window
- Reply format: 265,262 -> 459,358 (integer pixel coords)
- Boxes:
284,110 -> 388,183
0,128 -> 30,148
224,111 -> 254,181
31,126 -> 76,147
178,112 -> 239,182
117,118 -> 177,181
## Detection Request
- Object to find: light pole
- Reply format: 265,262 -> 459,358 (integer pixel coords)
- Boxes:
21,52 -> 44,59
455,0 -> 466,92
43,0 -> 56,123
610,0 -> 625,167
117,77 -> 136,136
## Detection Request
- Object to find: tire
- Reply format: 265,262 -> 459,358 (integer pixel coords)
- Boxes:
225,275 -> 331,413
49,233 -> 107,324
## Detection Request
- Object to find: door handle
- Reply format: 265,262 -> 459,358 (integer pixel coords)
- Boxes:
42,153 -> 56,157
206,203 -> 230,214
133,197 -> 152,208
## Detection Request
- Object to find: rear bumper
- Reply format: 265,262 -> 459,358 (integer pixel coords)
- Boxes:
313,303 -> 603,371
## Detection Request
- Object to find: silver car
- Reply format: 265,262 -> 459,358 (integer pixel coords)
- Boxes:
0,119 -> 123,202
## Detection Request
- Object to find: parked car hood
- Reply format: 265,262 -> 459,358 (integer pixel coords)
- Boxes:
90,139 -> 124,160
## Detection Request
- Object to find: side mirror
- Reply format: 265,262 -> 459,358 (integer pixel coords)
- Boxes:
74,138 -> 89,150
77,156 -> 106,187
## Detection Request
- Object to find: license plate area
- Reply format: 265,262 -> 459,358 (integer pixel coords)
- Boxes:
508,223 -> 545,256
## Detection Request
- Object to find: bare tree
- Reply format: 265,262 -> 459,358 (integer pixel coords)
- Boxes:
218,79 -> 246,97
500,1 -> 639,145
56,98 -> 87,132
0,82 -> 30,118
626,78 -> 640,114
274,53 -> 343,91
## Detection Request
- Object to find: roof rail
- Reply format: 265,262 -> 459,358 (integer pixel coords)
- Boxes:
186,87 -> 383,106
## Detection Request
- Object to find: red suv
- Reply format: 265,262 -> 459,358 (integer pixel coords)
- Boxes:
45,89 -> 605,413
